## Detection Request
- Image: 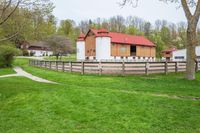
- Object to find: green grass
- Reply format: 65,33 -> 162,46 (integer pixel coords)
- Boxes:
44,54 -> 76,61
0,68 -> 15,76
0,58 -> 200,133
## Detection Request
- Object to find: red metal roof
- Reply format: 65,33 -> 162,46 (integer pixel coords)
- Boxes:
77,33 -> 85,41
82,29 -> 156,47
162,48 -> 176,53
109,32 -> 155,47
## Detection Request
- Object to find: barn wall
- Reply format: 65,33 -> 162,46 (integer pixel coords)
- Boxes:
136,46 -> 156,57
85,31 -> 96,57
111,43 -> 130,57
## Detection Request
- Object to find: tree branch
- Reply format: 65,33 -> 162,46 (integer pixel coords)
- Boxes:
0,32 -> 18,42
194,0 -> 200,21
181,0 -> 192,20
0,0 -> 22,26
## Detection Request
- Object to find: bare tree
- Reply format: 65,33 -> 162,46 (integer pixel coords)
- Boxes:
121,0 -> 200,80
45,35 -> 73,60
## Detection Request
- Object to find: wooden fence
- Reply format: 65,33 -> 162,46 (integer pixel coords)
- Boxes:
29,60 -> 200,76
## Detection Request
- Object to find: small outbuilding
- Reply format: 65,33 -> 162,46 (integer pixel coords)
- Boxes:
172,46 -> 200,61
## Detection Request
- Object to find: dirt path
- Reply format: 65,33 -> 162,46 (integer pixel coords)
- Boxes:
0,67 -> 57,84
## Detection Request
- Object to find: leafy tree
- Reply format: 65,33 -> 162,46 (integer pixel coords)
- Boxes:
149,33 -> 165,58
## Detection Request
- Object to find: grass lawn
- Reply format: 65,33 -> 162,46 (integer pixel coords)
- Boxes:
43,54 -> 76,61
0,58 -> 200,133
0,68 -> 15,76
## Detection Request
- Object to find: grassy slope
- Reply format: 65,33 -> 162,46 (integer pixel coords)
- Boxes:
0,58 -> 199,133
0,68 -> 15,76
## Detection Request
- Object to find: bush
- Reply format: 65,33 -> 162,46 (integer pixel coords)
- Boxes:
0,45 -> 20,68
22,49 -> 29,56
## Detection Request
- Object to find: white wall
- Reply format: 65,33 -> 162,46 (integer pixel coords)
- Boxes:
96,37 -> 111,61
76,41 -> 85,60
172,46 -> 200,61
28,50 -> 53,57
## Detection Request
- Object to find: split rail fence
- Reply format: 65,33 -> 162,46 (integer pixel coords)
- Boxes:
29,60 -> 200,75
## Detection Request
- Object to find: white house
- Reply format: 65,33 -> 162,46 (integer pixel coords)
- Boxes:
20,41 -> 53,57
172,46 -> 200,61
76,29 -> 156,61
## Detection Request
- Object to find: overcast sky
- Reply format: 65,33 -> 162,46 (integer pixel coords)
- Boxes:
52,0 -> 187,25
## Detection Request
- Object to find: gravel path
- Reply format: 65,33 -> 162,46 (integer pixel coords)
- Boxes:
0,67 -> 57,84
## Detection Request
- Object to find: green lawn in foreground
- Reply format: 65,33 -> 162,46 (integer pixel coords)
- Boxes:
0,68 -> 15,76
0,58 -> 200,133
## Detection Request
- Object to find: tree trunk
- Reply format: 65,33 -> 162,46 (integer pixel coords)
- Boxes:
186,24 -> 197,80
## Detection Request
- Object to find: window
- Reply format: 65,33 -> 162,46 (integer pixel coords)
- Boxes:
197,56 -> 200,59
133,57 -> 136,59
120,46 -> 126,53
93,57 -> 96,60
175,56 -> 185,59
121,56 -> 124,59
93,50 -> 96,53
131,45 -> 136,56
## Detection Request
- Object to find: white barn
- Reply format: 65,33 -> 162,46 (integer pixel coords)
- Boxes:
172,46 -> 200,61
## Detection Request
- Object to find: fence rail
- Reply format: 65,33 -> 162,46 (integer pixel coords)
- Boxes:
29,60 -> 200,76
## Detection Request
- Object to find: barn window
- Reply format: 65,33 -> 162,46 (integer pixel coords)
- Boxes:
175,56 -> 184,59
197,56 -> 200,59
131,45 -> 136,56
120,46 -> 126,53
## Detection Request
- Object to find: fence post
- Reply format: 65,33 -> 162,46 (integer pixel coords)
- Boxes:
195,61 -> 198,72
50,61 -> 52,69
175,62 -> 179,73
81,61 -> 85,75
165,61 -> 168,75
40,61 -> 42,68
122,61 -> 125,76
99,61 -> 102,76
145,62 -> 149,75
56,61 -> 58,71
62,62 -> 65,72
45,61 -> 47,68
69,62 -> 72,72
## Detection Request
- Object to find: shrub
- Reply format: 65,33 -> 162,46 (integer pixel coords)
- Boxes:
22,49 -> 29,56
0,45 -> 20,68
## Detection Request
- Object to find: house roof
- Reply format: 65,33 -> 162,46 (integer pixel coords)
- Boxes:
82,29 -> 156,47
162,48 -> 177,53
77,33 -> 85,41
